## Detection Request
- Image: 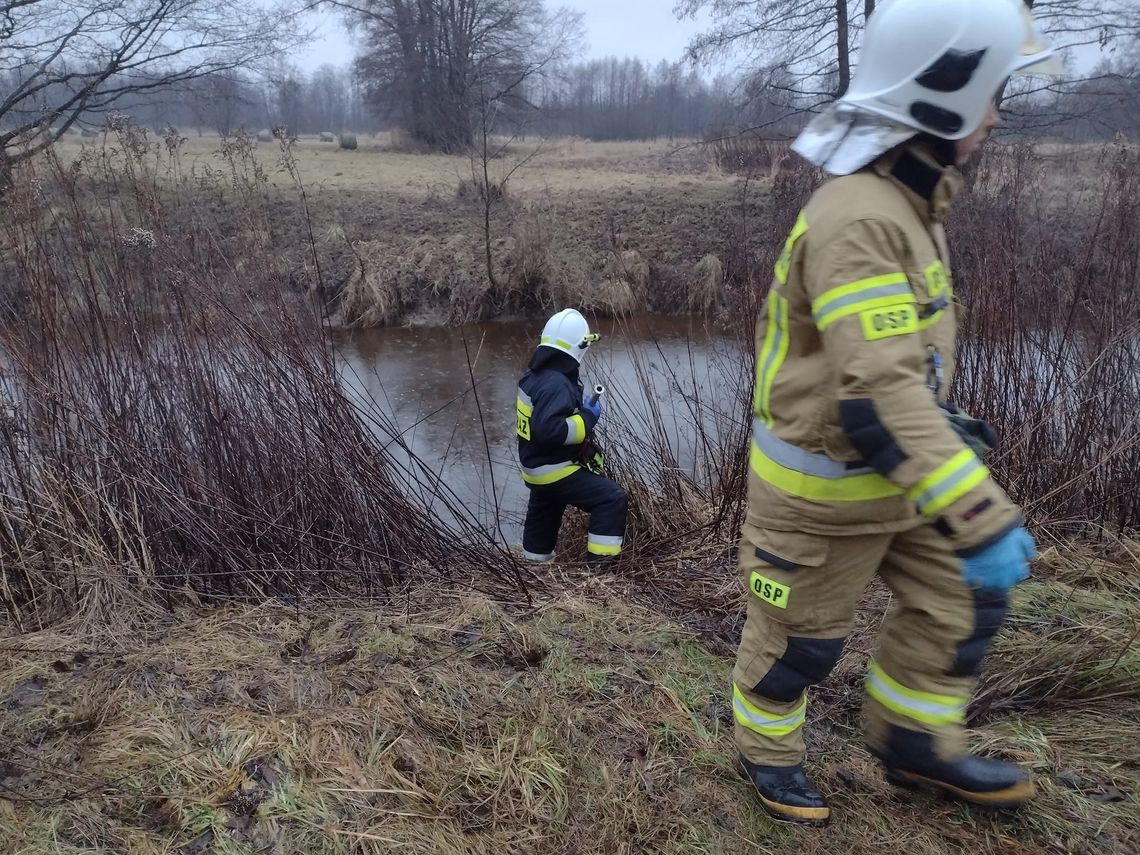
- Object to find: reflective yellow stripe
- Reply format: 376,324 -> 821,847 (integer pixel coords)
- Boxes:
906,449 -> 988,516
520,464 -> 580,485
774,211 -> 809,285
754,291 -> 790,428
812,274 -> 914,331
587,534 -> 622,556
732,684 -> 807,736
540,336 -> 574,351
750,439 -> 902,502
563,414 -> 586,445
865,661 -> 966,728
587,543 -> 621,556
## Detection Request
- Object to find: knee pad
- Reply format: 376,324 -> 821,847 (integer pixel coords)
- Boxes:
606,483 -> 628,512
949,590 -> 1009,678
753,636 -> 846,703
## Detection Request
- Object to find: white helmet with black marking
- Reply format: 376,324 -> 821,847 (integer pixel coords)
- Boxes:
840,0 -> 1059,140
538,309 -> 600,364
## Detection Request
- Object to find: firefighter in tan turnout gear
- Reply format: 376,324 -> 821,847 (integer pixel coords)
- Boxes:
733,0 -> 1059,825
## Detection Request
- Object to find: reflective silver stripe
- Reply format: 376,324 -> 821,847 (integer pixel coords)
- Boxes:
587,533 -> 623,547
752,418 -> 873,479
812,282 -> 914,326
562,415 -> 585,446
522,463 -> 573,477
911,456 -> 984,512
522,550 -> 554,563
517,388 -> 534,407
866,663 -> 965,724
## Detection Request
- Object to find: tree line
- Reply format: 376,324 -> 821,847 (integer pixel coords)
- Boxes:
3,0 -> 1140,184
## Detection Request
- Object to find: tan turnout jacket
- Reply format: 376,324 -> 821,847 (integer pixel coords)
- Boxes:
747,142 -> 1020,554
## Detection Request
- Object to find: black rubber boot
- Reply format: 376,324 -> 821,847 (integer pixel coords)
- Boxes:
876,727 -> 1035,808
738,756 -> 830,825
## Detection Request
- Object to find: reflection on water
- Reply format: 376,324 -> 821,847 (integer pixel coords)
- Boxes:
333,316 -> 746,544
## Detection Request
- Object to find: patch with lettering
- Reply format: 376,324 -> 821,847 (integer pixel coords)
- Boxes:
860,304 -> 919,340
516,404 -> 532,440
749,572 -> 790,609
923,260 -> 950,298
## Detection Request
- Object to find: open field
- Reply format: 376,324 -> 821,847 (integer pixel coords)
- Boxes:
48,133 -> 726,193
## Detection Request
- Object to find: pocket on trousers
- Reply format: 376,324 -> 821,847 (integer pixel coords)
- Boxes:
743,525 -> 829,571
740,526 -> 830,613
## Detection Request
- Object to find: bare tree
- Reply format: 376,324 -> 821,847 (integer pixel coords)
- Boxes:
0,0 -> 305,189
676,0 -> 1140,134
193,70 -> 255,137
675,0 -> 865,120
331,0 -> 582,152
311,63 -> 351,132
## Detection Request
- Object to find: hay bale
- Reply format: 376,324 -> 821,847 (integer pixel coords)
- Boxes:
339,134 -> 358,150
80,128 -> 99,139
256,129 -> 273,143
319,132 -> 336,143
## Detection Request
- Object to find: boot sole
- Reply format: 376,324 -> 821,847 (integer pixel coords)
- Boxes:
886,769 -> 1036,809
737,759 -> 831,826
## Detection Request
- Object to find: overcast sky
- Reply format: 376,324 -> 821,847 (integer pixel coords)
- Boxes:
294,2 -> 1097,76
294,2 -> 714,72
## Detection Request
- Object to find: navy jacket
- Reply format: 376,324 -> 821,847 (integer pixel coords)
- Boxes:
515,348 -> 598,484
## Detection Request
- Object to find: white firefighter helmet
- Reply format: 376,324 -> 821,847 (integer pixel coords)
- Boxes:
538,309 -> 599,363
840,0 -> 1060,140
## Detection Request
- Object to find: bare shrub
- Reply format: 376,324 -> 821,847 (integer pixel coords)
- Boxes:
0,134 -> 531,627
691,254 -> 723,314
706,130 -> 790,176
337,239 -> 405,326
457,175 -> 507,204
590,249 -> 650,315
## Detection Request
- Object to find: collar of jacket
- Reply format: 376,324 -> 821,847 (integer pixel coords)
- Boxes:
871,143 -> 964,225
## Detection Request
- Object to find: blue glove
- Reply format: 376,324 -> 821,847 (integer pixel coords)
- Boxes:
961,527 -> 1036,595
582,396 -> 602,422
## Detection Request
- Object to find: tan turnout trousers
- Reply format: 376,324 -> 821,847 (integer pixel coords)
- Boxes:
733,521 -> 1005,765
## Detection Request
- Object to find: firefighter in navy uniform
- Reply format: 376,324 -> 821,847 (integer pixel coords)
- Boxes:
730,0 -> 1061,826
516,309 -> 627,562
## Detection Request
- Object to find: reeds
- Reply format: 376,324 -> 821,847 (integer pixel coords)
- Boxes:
0,130 -> 531,628
2,126 -> 1137,628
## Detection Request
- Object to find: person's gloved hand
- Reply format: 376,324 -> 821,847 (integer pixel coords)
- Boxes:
961,527 -> 1036,595
582,396 -> 602,422
940,403 -> 999,459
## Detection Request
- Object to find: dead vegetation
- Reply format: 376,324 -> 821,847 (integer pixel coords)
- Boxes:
2,542 -> 1138,854
8,130 -> 748,328
1,122 -> 1139,853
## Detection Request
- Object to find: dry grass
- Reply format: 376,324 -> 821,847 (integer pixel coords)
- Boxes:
24,128 -> 742,328
2,124 -> 1139,852
2,541 -> 1137,854
46,134 -> 717,195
